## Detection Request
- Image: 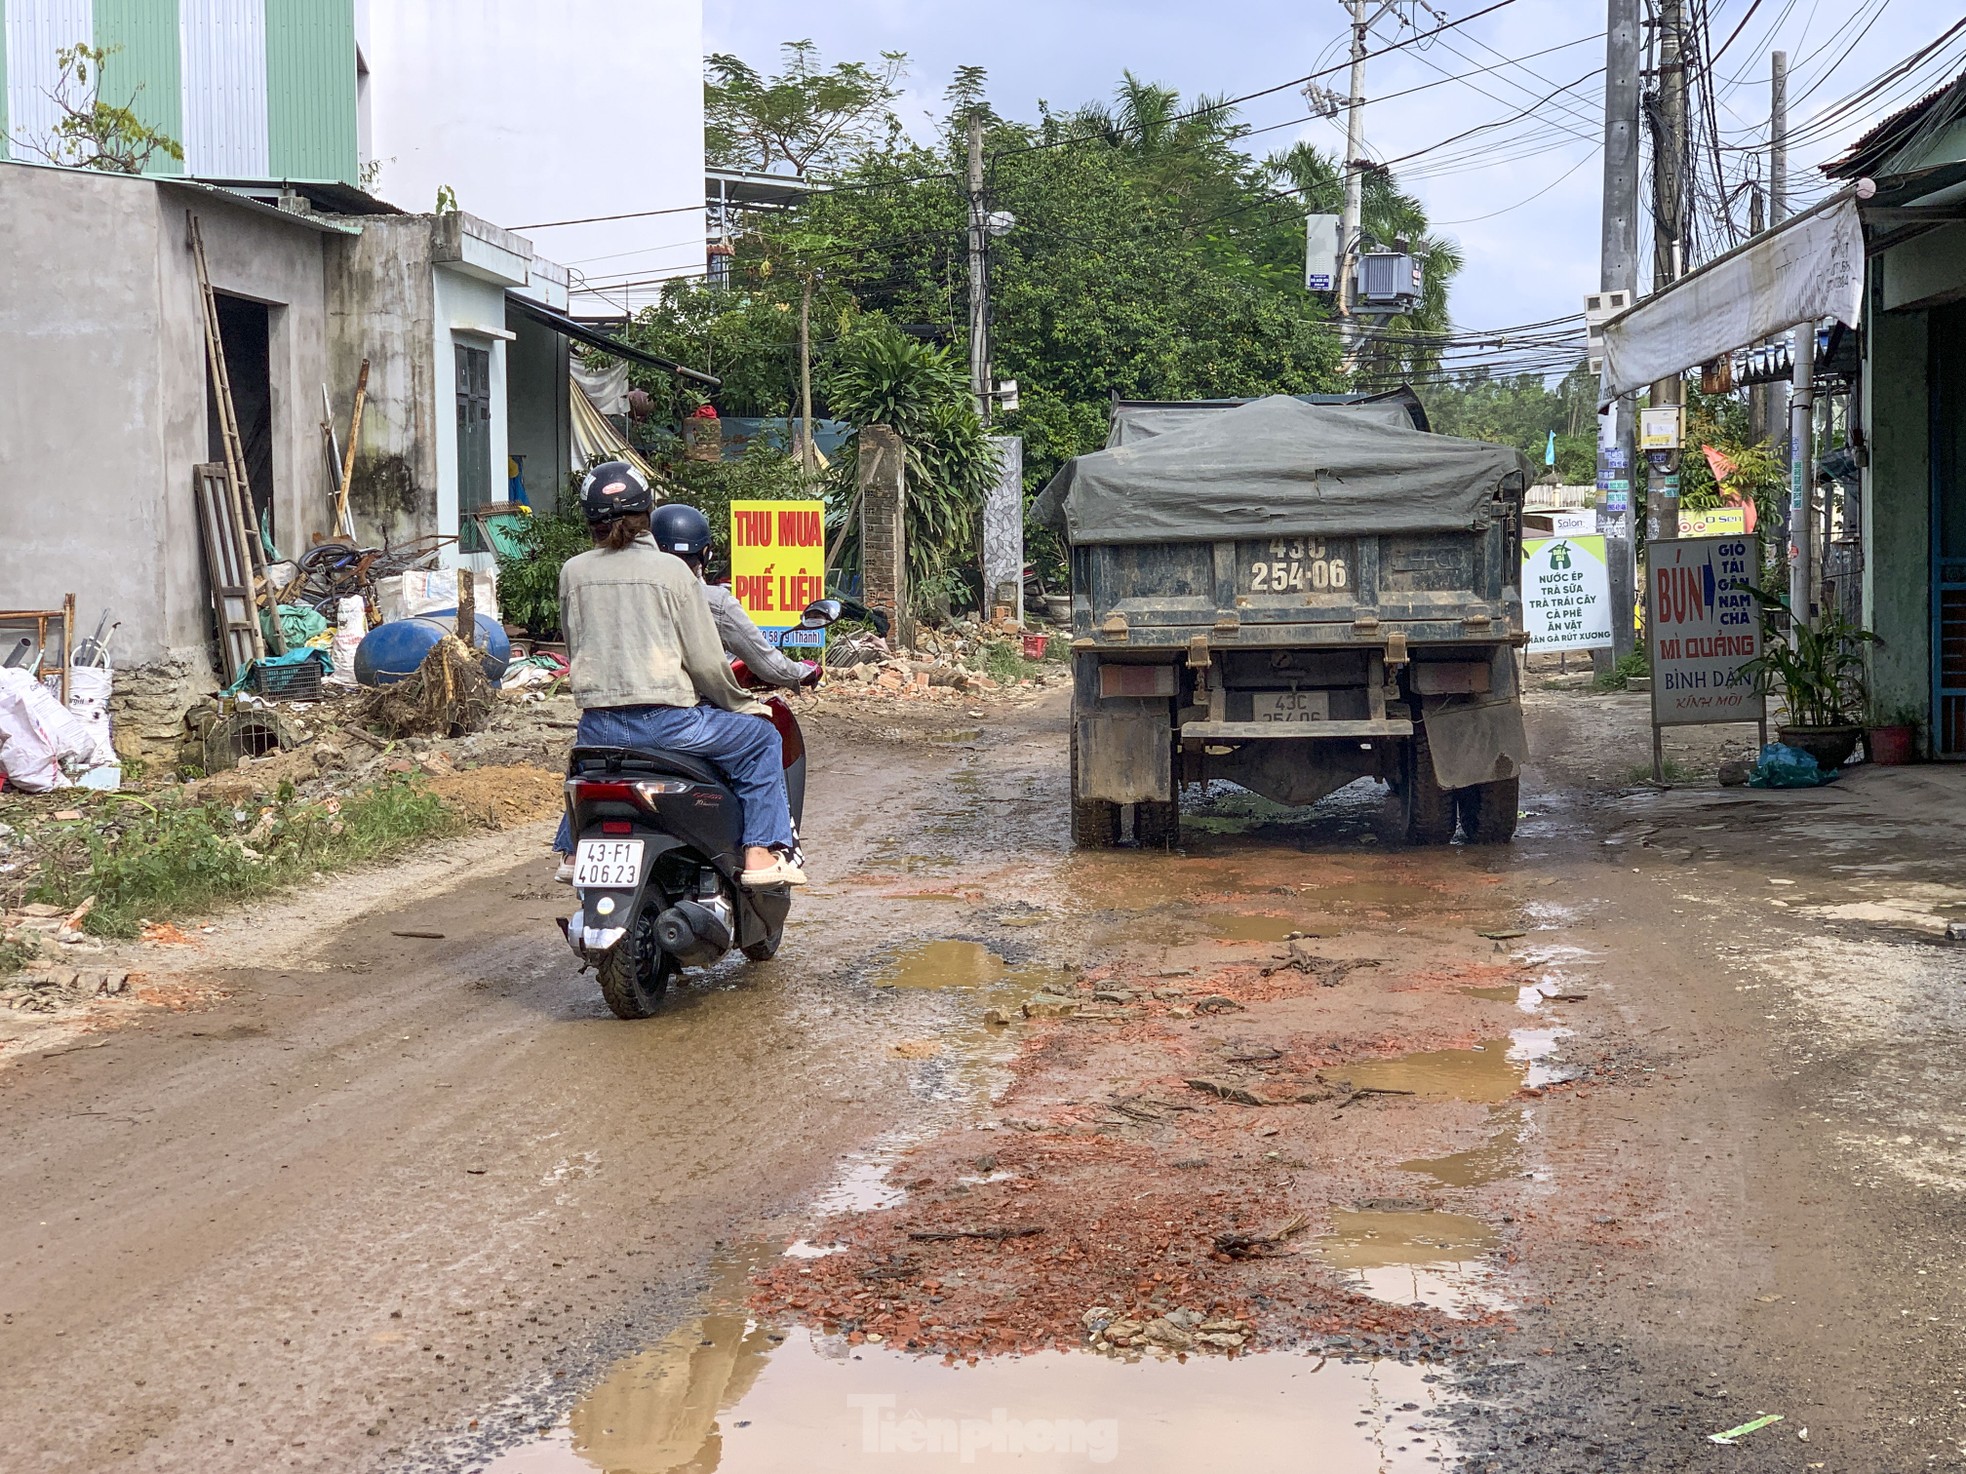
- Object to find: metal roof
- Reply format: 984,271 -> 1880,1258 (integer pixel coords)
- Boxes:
1824,66 -> 1966,181
505,293 -> 720,388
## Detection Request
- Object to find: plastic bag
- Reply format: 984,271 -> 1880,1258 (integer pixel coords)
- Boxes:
1747,741 -> 1838,788
0,668 -> 93,791
328,595 -> 368,685
66,666 -> 119,773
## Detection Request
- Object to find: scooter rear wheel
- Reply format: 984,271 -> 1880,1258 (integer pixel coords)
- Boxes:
741,926 -> 783,963
596,909 -> 678,1018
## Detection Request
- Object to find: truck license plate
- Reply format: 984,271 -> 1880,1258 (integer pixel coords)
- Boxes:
1242,539 -> 1351,594
1253,691 -> 1330,723
574,838 -> 644,888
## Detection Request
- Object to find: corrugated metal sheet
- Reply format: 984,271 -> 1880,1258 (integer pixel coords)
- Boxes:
94,0 -> 183,173
178,0 -> 266,177
4,0 -> 96,160
264,0 -> 354,184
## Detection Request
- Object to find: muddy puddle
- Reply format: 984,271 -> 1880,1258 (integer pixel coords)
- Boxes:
1317,1211 -> 1505,1319
483,1249 -> 1455,1474
1337,1030 -> 1565,1103
1400,1111 -> 1527,1188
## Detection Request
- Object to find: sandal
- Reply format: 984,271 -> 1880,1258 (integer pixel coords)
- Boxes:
740,856 -> 808,888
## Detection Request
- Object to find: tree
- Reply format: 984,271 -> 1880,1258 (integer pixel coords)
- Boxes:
1424,364 -> 1596,483
823,320 -> 1000,611
705,40 -> 906,177
8,43 -> 182,174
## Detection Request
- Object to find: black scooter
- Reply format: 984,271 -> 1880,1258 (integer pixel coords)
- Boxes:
558,599 -> 840,1018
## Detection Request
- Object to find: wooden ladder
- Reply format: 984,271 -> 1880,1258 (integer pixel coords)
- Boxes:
187,211 -> 282,658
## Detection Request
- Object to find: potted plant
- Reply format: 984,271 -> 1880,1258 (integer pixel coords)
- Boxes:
1741,588 -> 1874,771
1867,704 -> 1921,766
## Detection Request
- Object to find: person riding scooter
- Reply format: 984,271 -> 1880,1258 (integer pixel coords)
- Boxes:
648,503 -> 818,691
550,462 -> 806,889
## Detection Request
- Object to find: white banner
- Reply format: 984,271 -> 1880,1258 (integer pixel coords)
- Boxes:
1523,536 -> 1613,651
1600,197 -> 1864,401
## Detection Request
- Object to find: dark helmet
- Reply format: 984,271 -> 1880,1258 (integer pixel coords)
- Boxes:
650,502 -> 713,565
578,461 -> 653,525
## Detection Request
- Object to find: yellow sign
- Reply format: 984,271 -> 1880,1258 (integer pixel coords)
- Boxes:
1678,506 -> 1747,537
728,499 -> 826,630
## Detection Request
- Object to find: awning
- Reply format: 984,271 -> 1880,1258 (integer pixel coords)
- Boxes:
1598,190 -> 1867,403
506,293 -> 720,388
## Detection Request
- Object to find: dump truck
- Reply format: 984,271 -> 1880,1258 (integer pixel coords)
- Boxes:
1031,393 -> 1530,848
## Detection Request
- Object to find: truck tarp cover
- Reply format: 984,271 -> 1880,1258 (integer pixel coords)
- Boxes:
1033,394 -> 1526,546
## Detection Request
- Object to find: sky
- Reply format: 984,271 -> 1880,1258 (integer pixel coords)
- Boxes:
704,0 -> 1960,371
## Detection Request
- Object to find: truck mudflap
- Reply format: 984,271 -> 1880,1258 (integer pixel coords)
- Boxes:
1418,640 -> 1527,793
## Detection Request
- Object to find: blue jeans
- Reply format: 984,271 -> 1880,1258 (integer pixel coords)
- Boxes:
554,704 -> 796,855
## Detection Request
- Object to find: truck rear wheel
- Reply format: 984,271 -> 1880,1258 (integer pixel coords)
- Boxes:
1069,726 -> 1120,849
1457,776 -> 1520,844
1135,798 -> 1180,850
1400,727 -> 1457,846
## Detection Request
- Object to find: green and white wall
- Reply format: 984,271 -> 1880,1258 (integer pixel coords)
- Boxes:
2,0 -> 357,183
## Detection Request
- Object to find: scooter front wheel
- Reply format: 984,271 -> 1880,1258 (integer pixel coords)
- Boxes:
596,909 -> 678,1018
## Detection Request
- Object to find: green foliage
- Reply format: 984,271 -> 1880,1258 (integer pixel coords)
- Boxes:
665,438 -> 820,573
26,779 -> 465,940
0,934 -> 36,976
658,49 -> 1469,598
705,40 -> 906,176
1677,388 -> 1786,525
625,282 -> 814,422
1742,589 -> 1874,727
493,498 -> 592,637
971,640 -> 1044,684
1425,363 -> 1598,483
824,320 -> 999,609
10,44 -> 183,173
1593,647 -> 1650,692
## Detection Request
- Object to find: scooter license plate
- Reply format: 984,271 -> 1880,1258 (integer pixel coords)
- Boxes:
573,838 -> 644,889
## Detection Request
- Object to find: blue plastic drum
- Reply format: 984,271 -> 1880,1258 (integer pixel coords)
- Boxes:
353,614 -> 512,687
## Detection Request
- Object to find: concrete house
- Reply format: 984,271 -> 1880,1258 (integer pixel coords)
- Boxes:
0,0 -> 705,755
1823,74 -> 1966,758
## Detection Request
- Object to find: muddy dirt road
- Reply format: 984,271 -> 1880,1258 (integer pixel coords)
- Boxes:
3,689 -> 1961,1473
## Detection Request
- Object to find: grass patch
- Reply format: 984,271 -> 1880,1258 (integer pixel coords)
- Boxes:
25,776 -> 467,940
0,934 -> 37,976
1623,758 -> 1704,786
971,640 -> 1046,684
1594,649 -> 1650,692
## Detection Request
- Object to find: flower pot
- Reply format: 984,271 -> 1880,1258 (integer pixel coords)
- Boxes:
1022,633 -> 1051,662
1777,724 -> 1861,771
1866,724 -> 1916,766
1042,594 -> 1072,624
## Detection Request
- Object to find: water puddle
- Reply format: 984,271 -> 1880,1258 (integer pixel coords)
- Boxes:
1460,986 -> 1519,1003
1315,1210 -> 1503,1318
1337,1031 -> 1567,1103
1205,913 -> 1309,943
874,940 -> 1011,990
1400,1111 -> 1527,1188
484,1273 -> 1455,1473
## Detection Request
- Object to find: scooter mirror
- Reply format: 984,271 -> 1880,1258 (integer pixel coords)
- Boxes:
799,598 -> 844,629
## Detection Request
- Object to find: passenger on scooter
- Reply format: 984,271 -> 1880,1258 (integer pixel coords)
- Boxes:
550,462 -> 806,889
648,503 -> 817,690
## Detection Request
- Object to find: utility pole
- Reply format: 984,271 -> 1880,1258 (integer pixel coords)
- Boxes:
1597,0 -> 1641,666
966,113 -> 991,424
1646,0 -> 1688,547
1747,184 -> 1768,446
1338,0 -> 1370,367
1769,49 -> 1792,510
